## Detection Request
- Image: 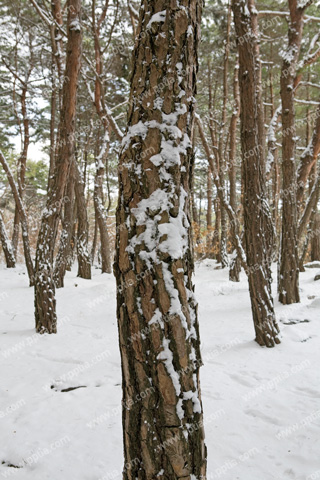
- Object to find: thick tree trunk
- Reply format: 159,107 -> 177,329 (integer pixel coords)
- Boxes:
0,211 -> 16,268
114,2 -> 206,478
278,0 -> 307,304
232,0 -> 280,347
74,163 -> 91,279
53,162 -> 75,288
34,0 -> 82,333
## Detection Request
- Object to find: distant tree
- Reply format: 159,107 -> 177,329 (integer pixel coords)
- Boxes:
114,0 -> 207,477
232,0 -> 280,347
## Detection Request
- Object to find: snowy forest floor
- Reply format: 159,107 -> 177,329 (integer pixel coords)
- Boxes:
0,260 -> 320,480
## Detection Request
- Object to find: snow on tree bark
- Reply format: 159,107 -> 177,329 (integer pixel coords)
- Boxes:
232,0 -> 280,347
34,0 -> 82,333
114,1 -> 207,478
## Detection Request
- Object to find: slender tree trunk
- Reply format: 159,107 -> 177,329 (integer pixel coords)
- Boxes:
12,87 -> 30,257
206,167 -> 213,256
115,2 -> 206,477
34,0 -> 82,333
0,211 -> 16,268
228,62 -> 241,281
91,214 -> 98,264
0,150 -> 34,285
278,0 -> 308,304
232,0 -> 280,347
219,3 -> 232,269
53,162 -> 75,288
296,100 -> 320,205
94,156 -> 112,274
311,213 -> 320,261
74,162 -> 91,279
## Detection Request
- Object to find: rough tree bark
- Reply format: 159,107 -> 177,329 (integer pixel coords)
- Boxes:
278,0 -> 309,304
53,162 -> 75,289
114,1 -> 207,478
232,0 -> 280,347
34,0 -> 82,333
0,211 -> 16,268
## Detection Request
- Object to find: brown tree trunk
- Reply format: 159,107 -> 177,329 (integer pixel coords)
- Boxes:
206,166 -> 213,255
296,101 -> 320,205
114,2 -> 206,478
74,162 -> 91,279
232,0 -> 280,347
0,211 -> 16,268
53,162 -> 75,288
228,62 -> 241,281
212,197 -> 221,261
91,214 -> 98,264
34,0 -> 82,333
0,150 -> 34,285
94,156 -> 112,274
311,213 -> 320,261
12,86 -> 30,257
219,4 -> 232,269
278,0 -> 308,304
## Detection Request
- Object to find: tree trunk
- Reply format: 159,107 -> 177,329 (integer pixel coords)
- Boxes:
206,166 -> 213,255
94,157 -> 112,274
91,214 -> 98,264
114,2 -> 206,478
12,86 -> 30,257
278,0 -> 307,305
74,162 -> 91,279
34,0 -> 82,333
0,211 -> 16,268
0,150 -> 34,285
218,4 -> 232,270
53,162 -> 75,288
296,100 -> 320,205
232,0 -> 280,347
311,213 -> 320,261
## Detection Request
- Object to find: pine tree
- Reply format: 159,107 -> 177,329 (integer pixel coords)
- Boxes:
232,0 -> 281,347
114,1 -> 207,477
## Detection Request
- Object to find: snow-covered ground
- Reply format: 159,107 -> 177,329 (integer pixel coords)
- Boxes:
0,261 -> 319,480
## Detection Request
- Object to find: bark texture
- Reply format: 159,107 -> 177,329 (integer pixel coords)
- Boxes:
53,162 -> 75,289
114,1 -> 206,478
232,0 -> 280,347
278,0 -> 306,304
34,0 -> 82,333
